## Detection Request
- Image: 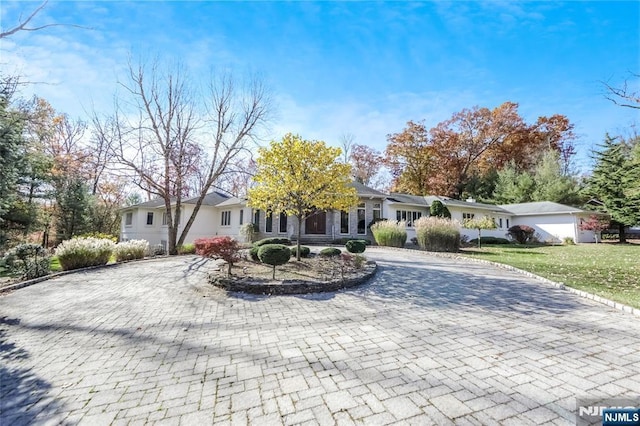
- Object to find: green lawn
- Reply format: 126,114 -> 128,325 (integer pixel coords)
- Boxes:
460,243 -> 640,309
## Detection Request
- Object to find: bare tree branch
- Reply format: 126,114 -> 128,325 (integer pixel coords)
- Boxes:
0,0 -> 88,39
602,73 -> 640,110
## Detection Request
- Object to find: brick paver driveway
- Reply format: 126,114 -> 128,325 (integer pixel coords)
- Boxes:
1,248 -> 639,425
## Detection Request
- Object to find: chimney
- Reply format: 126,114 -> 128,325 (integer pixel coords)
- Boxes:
466,197 -> 476,203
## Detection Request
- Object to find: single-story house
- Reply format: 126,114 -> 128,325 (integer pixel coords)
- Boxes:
120,182 -> 605,249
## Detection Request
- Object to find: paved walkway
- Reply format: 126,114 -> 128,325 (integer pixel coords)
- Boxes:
1,248 -> 639,425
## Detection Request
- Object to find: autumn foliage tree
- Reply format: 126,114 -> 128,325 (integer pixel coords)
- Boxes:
385,102 -> 578,199
349,144 -> 383,187
248,133 -> 358,260
195,236 -> 241,275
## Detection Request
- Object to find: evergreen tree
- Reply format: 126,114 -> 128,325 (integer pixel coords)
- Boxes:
585,135 -> 640,243
55,176 -> 89,241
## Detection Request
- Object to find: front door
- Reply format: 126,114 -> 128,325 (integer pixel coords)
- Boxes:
305,211 -> 326,234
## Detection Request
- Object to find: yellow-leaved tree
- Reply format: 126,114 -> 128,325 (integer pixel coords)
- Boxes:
248,133 -> 359,260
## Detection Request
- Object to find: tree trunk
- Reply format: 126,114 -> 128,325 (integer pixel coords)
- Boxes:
296,215 -> 303,261
477,229 -> 482,248
619,222 -> 627,243
272,265 -> 276,280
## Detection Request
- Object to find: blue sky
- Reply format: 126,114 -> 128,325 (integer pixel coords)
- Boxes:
2,1 -> 639,173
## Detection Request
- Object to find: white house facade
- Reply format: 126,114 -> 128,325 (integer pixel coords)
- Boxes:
120,183 -> 606,249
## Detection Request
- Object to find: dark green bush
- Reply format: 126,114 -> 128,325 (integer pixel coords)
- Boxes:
290,246 -> 310,258
331,238 -> 372,245
254,237 -> 292,247
2,243 -> 51,280
249,245 -> 260,261
319,247 -> 342,257
468,237 -> 511,245
430,200 -> 451,218
345,240 -> 366,254
257,244 -> 291,279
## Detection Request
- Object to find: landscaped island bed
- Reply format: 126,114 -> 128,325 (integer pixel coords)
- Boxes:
460,243 -> 640,309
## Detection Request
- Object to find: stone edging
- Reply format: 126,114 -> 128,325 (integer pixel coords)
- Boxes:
368,246 -> 640,318
0,255 -> 176,295
210,262 -> 378,295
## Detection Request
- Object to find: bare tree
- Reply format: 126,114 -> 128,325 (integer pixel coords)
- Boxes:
99,59 -> 271,254
0,0 -> 86,39
339,132 -> 355,163
603,73 -> 640,109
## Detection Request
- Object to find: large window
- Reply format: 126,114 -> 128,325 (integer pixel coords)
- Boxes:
146,212 -> 154,225
125,212 -> 133,226
265,212 -> 273,233
253,209 -> 260,227
221,211 -> 231,226
395,210 -> 422,227
340,210 -> 350,234
239,209 -> 244,225
279,212 -> 287,233
357,203 -> 366,234
373,203 -> 381,222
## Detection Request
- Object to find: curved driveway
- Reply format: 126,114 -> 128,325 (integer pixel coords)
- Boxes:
1,248 -> 639,425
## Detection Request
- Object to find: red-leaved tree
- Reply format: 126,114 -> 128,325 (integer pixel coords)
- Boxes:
195,236 -> 241,275
579,215 -> 610,243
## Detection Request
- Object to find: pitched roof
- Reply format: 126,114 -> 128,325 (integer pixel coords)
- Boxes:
499,201 -> 587,216
183,191 -> 230,206
216,197 -> 247,207
349,181 -> 387,198
125,191 -> 230,210
386,193 -> 428,206
441,197 -> 510,213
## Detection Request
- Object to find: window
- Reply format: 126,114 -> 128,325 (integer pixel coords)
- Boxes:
239,209 -> 244,225
125,212 -> 133,226
162,212 -> 167,226
253,209 -> 260,227
373,203 -> 381,222
395,210 -> 423,227
221,211 -> 231,226
506,218 -> 510,228
357,203 -> 366,234
498,218 -> 503,229
463,213 -> 475,220
279,212 -> 287,233
340,210 -> 350,234
265,212 -> 273,233
146,212 -> 154,225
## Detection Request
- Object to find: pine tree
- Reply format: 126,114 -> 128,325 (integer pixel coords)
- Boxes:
585,135 -> 640,243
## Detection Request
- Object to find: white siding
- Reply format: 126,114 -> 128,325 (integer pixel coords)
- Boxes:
512,214 -> 580,244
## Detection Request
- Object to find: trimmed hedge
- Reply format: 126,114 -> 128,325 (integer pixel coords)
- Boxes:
331,238 -> 372,245
345,240 -> 367,254
468,237 -> 511,245
249,245 -> 260,261
290,246 -> 311,258
254,237 -> 292,247
319,247 -> 342,257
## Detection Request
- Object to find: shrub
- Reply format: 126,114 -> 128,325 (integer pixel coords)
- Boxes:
195,237 -> 241,275
415,217 -> 460,252
331,238 -> 371,245
563,237 -> 575,245
430,200 -> 451,218
2,243 -> 50,280
249,245 -> 260,261
177,243 -> 196,254
353,254 -> 366,269
290,245 -> 311,258
257,244 -> 291,279
370,220 -> 407,248
508,225 -> 536,244
367,217 -> 387,229
55,237 -> 115,271
150,244 -> 166,256
319,247 -> 342,257
254,237 -> 292,247
468,237 -> 511,245
114,240 -> 149,262
345,240 -> 366,254
240,223 -> 259,243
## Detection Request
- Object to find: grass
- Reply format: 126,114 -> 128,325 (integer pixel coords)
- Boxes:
460,243 -> 640,309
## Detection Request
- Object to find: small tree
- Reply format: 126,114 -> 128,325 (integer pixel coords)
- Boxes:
463,216 -> 497,248
430,200 -> 451,218
579,214 -> 610,243
257,244 -> 291,279
248,134 -> 358,260
507,225 -> 536,244
195,237 -> 241,276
